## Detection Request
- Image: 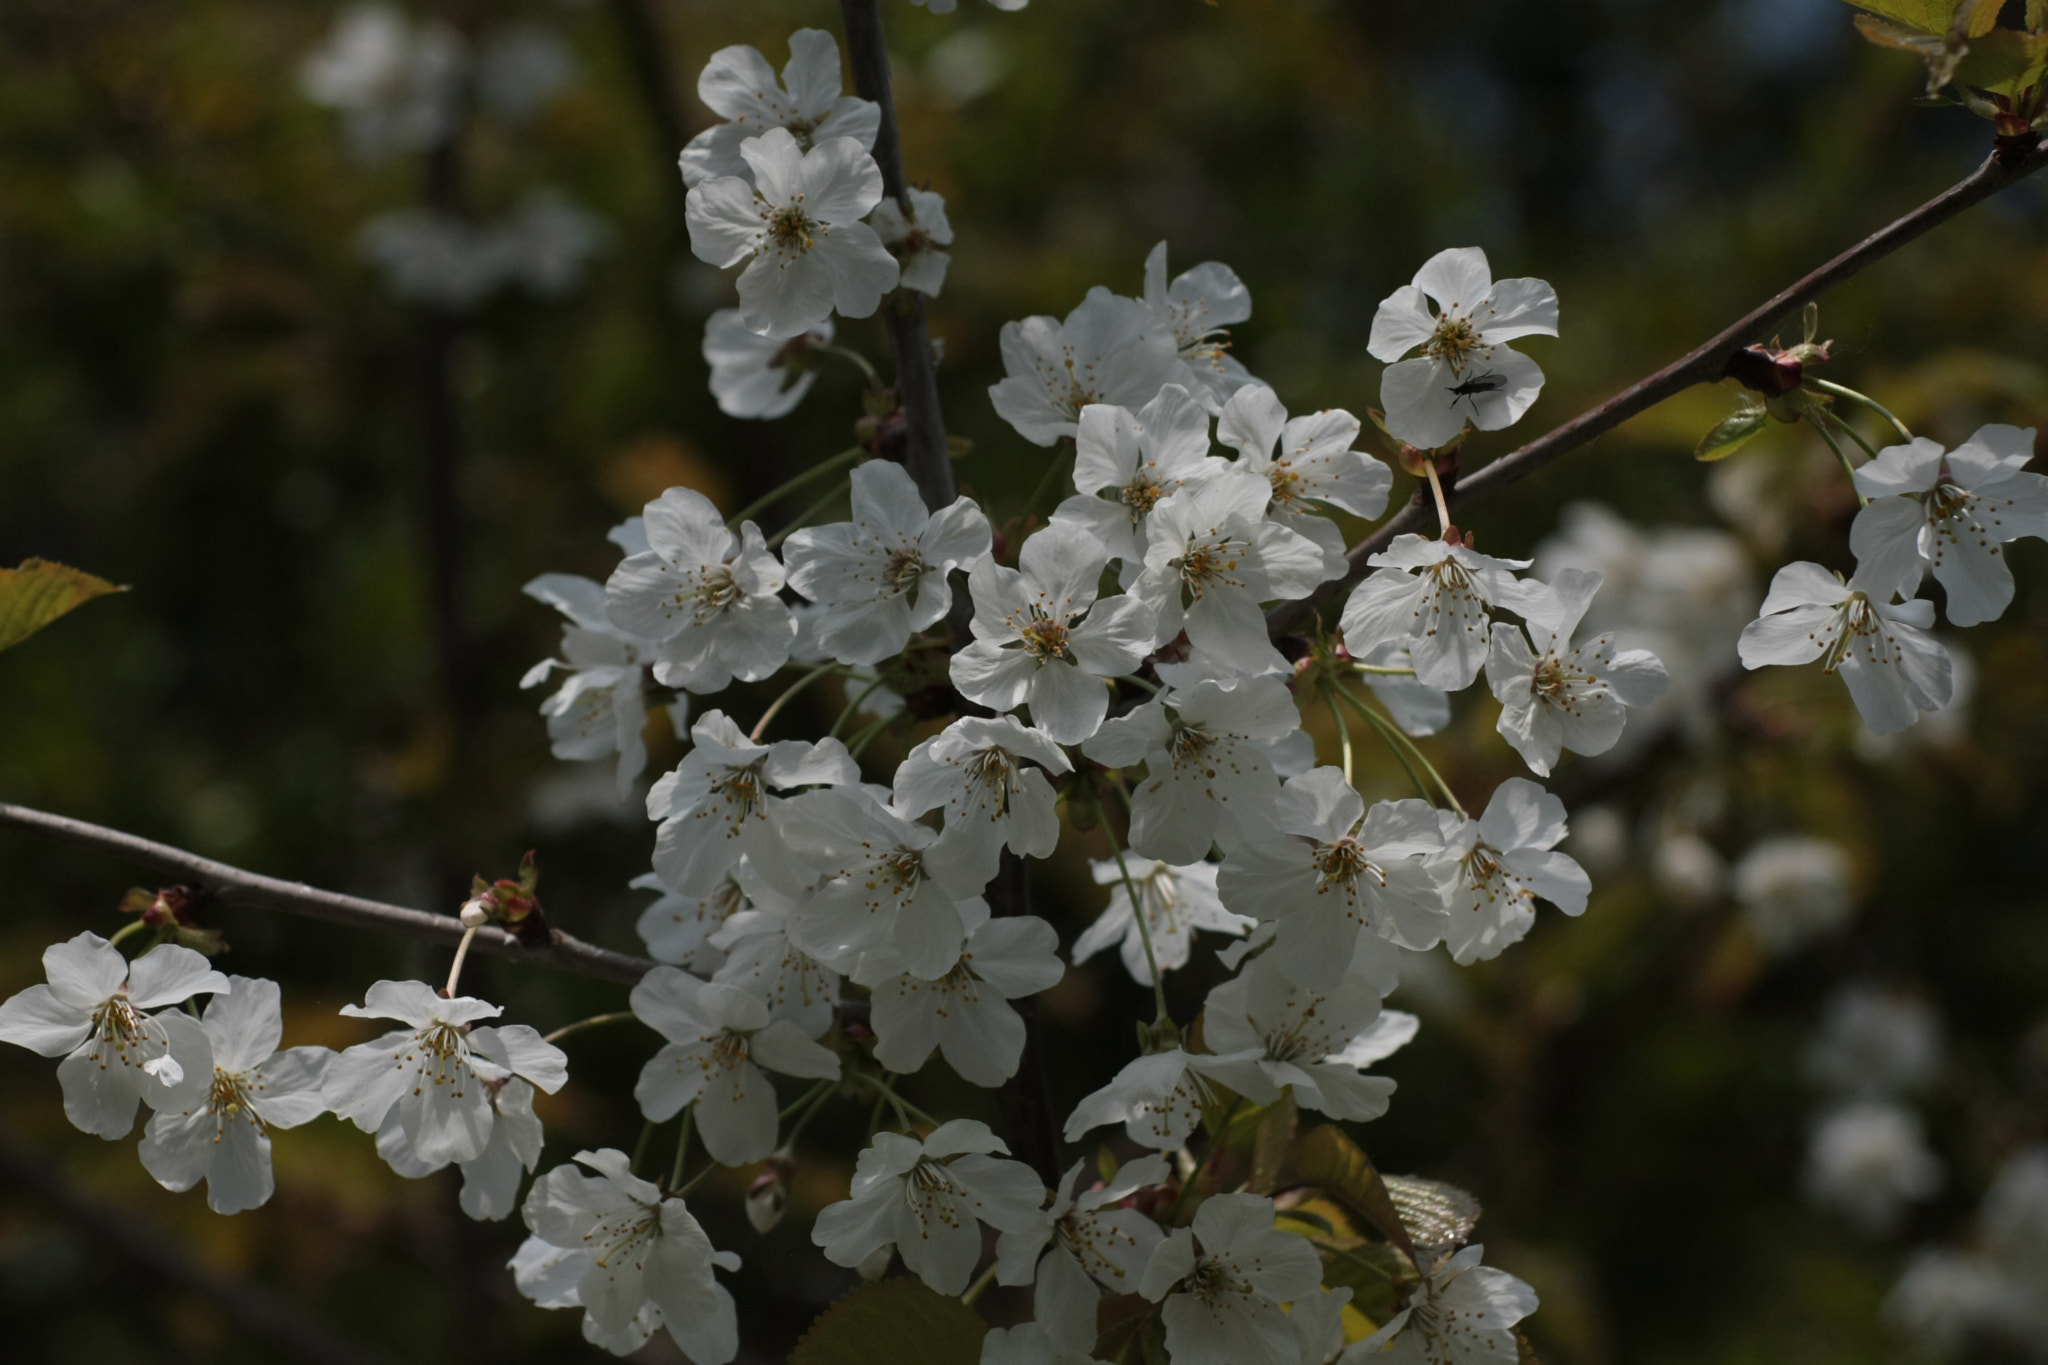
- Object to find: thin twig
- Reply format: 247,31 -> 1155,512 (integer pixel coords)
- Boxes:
0,803 -> 657,986
1267,138 -> 2048,637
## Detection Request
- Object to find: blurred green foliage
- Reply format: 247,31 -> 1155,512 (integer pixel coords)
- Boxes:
2,0 -> 2047,1362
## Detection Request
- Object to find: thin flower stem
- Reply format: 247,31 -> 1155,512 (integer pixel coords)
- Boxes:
443,925 -> 479,997
1423,458 -> 1454,534
630,1118 -> 656,1177
865,1071 -> 938,1129
1116,674 -> 1161,695
1810,415 -> 1871,509
107,919 -> 152,950
669,1107 -> 694,1192
1349,663 -> 1416,677
865,1092 -> 887,1140
1335,686 -> 1466,817
1099,793 -> 1172,1027
1167,1098 -> 1240,1225
750,662 -> 842,742
828,673 -> 893,739
1806,377 -> 1914,444
766,482 -> 851,551
783,1081 -> 837,1151
846,711 -> 900,762
542,1011 -> 640,1046
779,1079 -> 835,1124
1023,443 -> 1074,517
674,1160 -> 721,1199
726,446 -> 863,529
1817,402 -> 1883,464
1325,691 -> 1355,785
959,1262 -> 999,1307
817,344 -> 881,387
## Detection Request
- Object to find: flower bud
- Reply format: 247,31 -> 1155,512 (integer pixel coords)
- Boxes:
855,1245 -> 892,1282
459,898 -> 492,929
746,1158 -> 792,1234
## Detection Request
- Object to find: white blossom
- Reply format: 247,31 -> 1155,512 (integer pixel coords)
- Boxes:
1083,676 -> 1303,865
995,1154 -> 1171,1350
709,858 -> 842,1038
299,4 -> 465,162
864,902 -> 1064,1084
783,460 -> 991,665
778,788 -> 989,976
1485,568 -> 1668,776
1141,241 -> 1255,407
522,573 -> 674,797
1052,384 -> 1224,577
475,23 -> 574,124
990,289 -> 1188,447
1340,1244 -> 1538,1365
871,187 -> 955,296
0,934 -> 227,1139
1355,642 -> 1453,736
978,1322 -> 1104,1365
1214,767 -> 1448,986
951,522 -> 1157,745
1731,835 -> 1854,954
1133,470 -> 1334,676
1849,425 -> 2048,626
516,1148 -> 740,1362
630,967 -> 840,1165
1806,985 -> 1942,1100
679,30 -> 879,188
686,128 -> 899,339
136,977 -> 329,1215
1203,956 -> 1416,1122
1218,385 -> 1391,576
1805,1101 -> 1943,1234
1367,247 -> 1557,450
895,715 -> 1072,882
645,708 -> 857,897
812,1120 -> 1046,1295
911,0 -> 1031,12
606,487 -> 796,690
324,981 -> 567,1167
1063,1047 -> 1276,1152
1138,1193 -> 1325,1365
632,870 -> 741,975
1071,858 -> 1251,986
1340,534 -> 1559,692
704,309 -> 832,420
1737,562 -> 1953,735
1432,778 -> 1590,965
377,1074 -> 544,1222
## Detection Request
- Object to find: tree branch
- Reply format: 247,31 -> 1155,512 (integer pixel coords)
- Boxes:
0,803 -> 656,986
1268,137 -> 2048,637
837,0 -> 953,512
0,1125 -> 402,1365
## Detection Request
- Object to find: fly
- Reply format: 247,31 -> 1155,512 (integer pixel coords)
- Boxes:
1445,370 -> 1507,415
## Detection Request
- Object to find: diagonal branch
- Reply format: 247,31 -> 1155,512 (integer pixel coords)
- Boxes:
0,803 -> 656,986
1268,137 -> 2048,637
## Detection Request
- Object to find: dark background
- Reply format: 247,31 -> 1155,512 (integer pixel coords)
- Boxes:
2,0 -> 2046,1361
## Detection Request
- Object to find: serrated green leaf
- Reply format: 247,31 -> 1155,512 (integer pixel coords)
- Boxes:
1291,1125 -> 1419,1266
1694,401 -> 1770,461
1841,0 -> 1997,39
1250,1094 -> 1298,1194
1953,27 -> 2048,92
0,558 -> 124,655
790,1278 -> 987,1365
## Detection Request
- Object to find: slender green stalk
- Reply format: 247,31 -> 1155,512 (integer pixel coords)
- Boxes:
828,672 -> 892,739
1806,377 -> 1913,444
783,1081 -> 837,1151
1100,794 -> 1172,1027
1023,445 -> 1075,517
1324,690 -> 1355,784
817,344 -> 881,387
444,925 -> 479,997
1116,674 -> 1161,695
630,1118 -> 656,1177
960,1262 -> 1000,1307
1350,663 -> 1416,677
779,1080 -> 835,1124
766,482 -> 851,551
1335,686 -> 1465,816
726,446 -> 863,529
1810,415 -> 1870,509
669,1107 -> 694,1191
1167,1098 -> 1241,1225
1817,402 -> 1883,464
107,919 -> 152,949
865,1071 -> 938,1129
750,661 -> 842,742
846,711 -> 899,761
542,1010 -> 640,1045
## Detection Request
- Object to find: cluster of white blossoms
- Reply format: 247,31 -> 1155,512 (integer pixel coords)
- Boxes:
1800,985 -> 1944,1235
8,12 -> 2035,1365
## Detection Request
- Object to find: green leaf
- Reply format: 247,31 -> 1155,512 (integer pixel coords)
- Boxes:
1841,0 -> 1997,39
1250,1093 -> 1298,1194
790,1278 -> 988,1365
2030,0 -> 2047,35
0,559 -> 124,655
1694,399 -> 1770,461
1291,1125 -> 1419,1266
1953,27 -> 2048,92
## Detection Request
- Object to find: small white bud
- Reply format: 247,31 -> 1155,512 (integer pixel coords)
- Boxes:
746,1166 -> 789,1234
855,1245 -> 892,1282
459,898 -> 492,929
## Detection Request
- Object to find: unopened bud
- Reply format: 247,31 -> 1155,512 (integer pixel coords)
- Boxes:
856,1245 -> 893,1282
459,898 -> 492,929
746,1159 -> 792,1234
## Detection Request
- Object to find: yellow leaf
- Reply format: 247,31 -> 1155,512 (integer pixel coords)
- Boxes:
0,558 -> 124,654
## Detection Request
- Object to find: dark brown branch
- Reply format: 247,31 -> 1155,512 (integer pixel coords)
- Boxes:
1268,138 -> 2048,637
837,0 -> 954,512
605,0 -> 692,222
0,803 -> 656,986
0,1126 -> 402,1365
